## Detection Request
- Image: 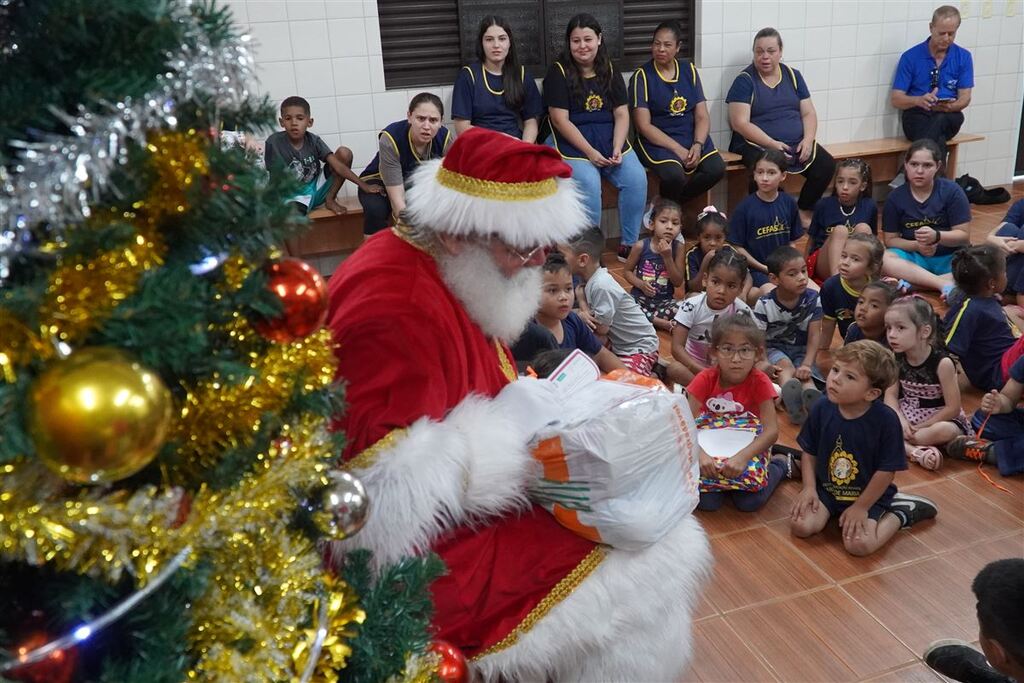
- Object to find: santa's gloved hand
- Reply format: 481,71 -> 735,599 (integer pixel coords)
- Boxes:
491,377 -> 561,442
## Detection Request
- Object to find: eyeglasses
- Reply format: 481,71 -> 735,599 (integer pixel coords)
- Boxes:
715,345 -> 757,359
929,66 -> 940,89
506,243 -> 546,265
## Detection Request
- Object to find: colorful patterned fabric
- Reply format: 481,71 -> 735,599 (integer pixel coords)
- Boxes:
696,413 -> 769,492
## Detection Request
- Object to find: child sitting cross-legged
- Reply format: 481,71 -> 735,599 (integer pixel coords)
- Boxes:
753,245 -> 823,425
884,296 -> 972,471
687,313 -> 788,513
790,340 -> 938,556
568,228 -> 661,376
534,251 -> 626,373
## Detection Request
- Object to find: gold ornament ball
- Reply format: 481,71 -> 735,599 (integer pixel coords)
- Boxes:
321,471 -> 369,540
27,347 -> 173,485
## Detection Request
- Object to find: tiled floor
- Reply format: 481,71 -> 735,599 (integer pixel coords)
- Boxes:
604,181 -> 1024,682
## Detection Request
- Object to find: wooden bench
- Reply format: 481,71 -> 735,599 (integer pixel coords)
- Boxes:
291,196 -> 365,267
721,133 -> 985,211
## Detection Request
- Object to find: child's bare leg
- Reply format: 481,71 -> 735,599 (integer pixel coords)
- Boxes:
882,252 -> 954,291
324,146 -> 354,214
740,273 -> 753,302
912,422 -> 961,447
843,514 -> 901,556
652,315 -> 673,331
665,360 -> 694,387
790,499 -> 830,538
819,230 -> 846,280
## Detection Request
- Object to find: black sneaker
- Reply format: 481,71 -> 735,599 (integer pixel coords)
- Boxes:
923,639 -> 1012,683
889,492 -> 938,529
617,243 -> 633,262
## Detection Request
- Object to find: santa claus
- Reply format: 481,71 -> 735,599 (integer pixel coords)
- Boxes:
326,127 -> 711,681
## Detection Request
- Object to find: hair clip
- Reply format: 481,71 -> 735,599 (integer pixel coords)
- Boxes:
697,205 -> 726,220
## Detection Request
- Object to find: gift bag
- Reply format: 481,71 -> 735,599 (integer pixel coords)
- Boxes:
695,413 -> 769,492
527,351 -> 700,550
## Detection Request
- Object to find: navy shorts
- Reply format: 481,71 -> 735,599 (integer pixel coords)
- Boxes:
816,485 -> 891,521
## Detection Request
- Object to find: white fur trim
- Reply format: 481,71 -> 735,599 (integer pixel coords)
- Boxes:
330,394 -> 531,569
473,515 -> 713,682
405,159 -> 591,249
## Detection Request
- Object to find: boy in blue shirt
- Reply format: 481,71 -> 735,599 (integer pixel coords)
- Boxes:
791,340 -> 938,556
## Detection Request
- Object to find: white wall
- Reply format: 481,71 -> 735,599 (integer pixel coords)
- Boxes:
232,0 -> 1024,191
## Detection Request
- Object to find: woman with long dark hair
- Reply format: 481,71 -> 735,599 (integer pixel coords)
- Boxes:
630,20 -> 725,210
543,13 -> 647,260
452,16 -> 543,141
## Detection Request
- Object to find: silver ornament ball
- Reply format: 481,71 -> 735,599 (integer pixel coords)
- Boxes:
322,471 -> 369,540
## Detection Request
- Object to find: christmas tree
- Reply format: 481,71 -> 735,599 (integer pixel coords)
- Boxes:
0,2 -> 453,681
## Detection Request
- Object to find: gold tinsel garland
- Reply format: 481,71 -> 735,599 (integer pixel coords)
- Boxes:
171,325 -> 338,474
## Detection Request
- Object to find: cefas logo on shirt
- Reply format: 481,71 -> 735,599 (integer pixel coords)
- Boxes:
669,95 -> 688,115
585,93 -> 604,112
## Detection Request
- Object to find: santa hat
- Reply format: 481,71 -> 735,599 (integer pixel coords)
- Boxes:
404,127 -> 590,248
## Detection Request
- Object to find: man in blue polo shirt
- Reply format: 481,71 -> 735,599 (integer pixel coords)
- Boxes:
890,5 -> 973,163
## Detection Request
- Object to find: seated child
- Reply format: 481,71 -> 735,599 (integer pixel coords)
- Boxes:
985,197 -> 1024,308
727,149 -> 804,303
535,252 -> 625,373
687,314 -> 785,513
924,558 -> 1024,683
791,340 -> 938,557
623,198 -> 685,331
946,352 -> 1024,477
264,96 -> 375,215
753,245 -> 823,425
806,159 -> 878,284
568,229 -> 660,376
685,207 -> 728,294
844,280 -> 896,347
819,233 -> 884,349
884,296 -> 971,471
943,245 -> 1022,392
672,249 -> 754,385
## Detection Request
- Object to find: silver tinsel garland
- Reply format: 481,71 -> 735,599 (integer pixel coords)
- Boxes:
0,0 -> 258,277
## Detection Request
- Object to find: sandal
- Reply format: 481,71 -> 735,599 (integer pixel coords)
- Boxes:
910,445 -> 943,471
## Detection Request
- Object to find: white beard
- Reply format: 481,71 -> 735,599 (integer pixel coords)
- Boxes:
437,244 -> 542,342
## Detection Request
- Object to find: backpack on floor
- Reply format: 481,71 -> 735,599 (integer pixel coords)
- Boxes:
956,174 -> 1010,205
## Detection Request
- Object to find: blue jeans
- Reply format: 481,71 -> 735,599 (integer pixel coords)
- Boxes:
552,144 -> 648,246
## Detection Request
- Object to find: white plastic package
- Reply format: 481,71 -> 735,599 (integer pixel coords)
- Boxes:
528,351 -> 701,550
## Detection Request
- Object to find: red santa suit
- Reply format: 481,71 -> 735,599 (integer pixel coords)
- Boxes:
327,128 -> 711,681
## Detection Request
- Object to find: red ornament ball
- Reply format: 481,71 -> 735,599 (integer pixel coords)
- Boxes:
429,639 -> 468,683
253,257 -> 328,342
6,631 -> 78,683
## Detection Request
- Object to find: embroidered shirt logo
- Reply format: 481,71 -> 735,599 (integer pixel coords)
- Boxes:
584,93 -> 604,112
669,95 -> 687,115
828,436 -> 859,486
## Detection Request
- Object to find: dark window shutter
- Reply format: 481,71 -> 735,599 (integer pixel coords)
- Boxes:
377,0 -> 694,89
379,0 -> 462,88
621,0 -> 694,71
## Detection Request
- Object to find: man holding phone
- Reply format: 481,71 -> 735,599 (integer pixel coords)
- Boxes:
890,5 -> 974,165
